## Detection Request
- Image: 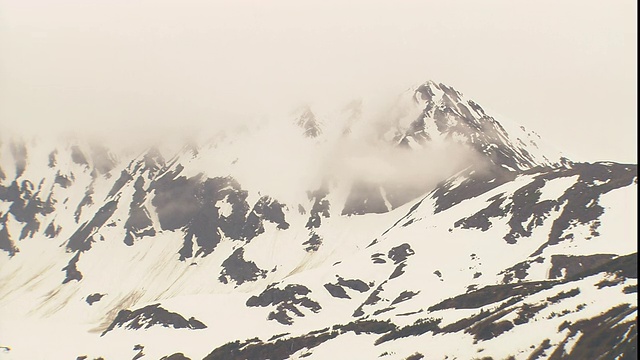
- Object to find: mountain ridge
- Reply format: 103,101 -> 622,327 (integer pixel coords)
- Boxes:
0,80 -> 635,359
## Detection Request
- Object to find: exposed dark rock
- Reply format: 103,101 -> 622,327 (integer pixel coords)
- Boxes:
404,353 -> 424,360
413,80 -> 547,172
48,150 -> 57,168
548,254 -> 616,280
160,354 -> 191,360
241,196 -> 289,242
443,299 -> 524,343
502,176 -> 557,244
66,200 -> 118,252
336,277 -> 370,292
372,307 -> 395,316
86,293 -> 106,305
429,253 -> 638,356
216,183 -> 251,241
353,281 -> 386,317
132,147 -> 166,177
302,232 -> 323,252
500,257 -> 544,284
101,303 -> 206,336
203,319 -> 394,360
74,186 -> 94,222
17,198 -> 48,239
1,180 -> 55,241
513,303 -> 548,325
0,180 -> 20,201
432,165 -> 516,214
89,144 -> 117,175
371,253 -> 386,264
429,281 -> 556,311
472,319 -> 514,342
342,181 -> 388,216
455,193 -> 507,232
205,332 -> 336,360
267,333 -> 290,341
391,291 -> 419,306
296,106 -> 322,138
70,145 -> 89,167
337,319 -> 396,335
62,252 -> 83,284
124,177 -> 156,246
107,170 -> 133,199
219,248 -> 267,286
324,283 -> 350,299
0,215 -> 18,256
131,344 -> 145,360
178,235 -> 194,261
547,304 -> 637,359
437,297 -> 520,336
44,221 -> 62,238
152,171 -> 283,258
382,179 -> 436,212
389,263 -> 407,279
595,274 -> 626,289
183,178 -> 228,257
388,243 -> 415,264
533,163 -> 637,255
9,141 -> 27,177
151,168 -> 202,231
415,83 -> 436,102
246,284 -> 321,325
375,318 -> 441,345
451,163 -> 637,253
569,252 -> 637,280
54,172 -> 73,188
305,187 -> 330,229
454,171 -> 559,245
546,288 -> 580,304
526,339 -> 552,360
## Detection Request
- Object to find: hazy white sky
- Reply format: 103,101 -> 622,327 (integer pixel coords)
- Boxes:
0,0 -> 636,163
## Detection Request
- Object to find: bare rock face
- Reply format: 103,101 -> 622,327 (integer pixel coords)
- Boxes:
101,304 -> 207,336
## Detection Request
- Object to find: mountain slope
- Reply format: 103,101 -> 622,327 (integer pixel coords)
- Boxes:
0,81 -> 636,360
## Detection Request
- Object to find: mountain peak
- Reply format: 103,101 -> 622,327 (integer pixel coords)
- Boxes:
393,79 -> 570,171
294,105 -> 322,138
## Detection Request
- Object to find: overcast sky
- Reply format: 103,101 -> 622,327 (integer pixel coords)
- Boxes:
0,0 -> 636,163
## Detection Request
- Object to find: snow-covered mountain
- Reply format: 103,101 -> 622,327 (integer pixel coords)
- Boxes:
0,81 -> 636,360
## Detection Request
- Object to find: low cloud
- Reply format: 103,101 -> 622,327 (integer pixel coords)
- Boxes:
188,98 -> 485,208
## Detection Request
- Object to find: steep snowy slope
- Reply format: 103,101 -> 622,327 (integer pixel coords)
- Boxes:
0,81 -> 635,360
